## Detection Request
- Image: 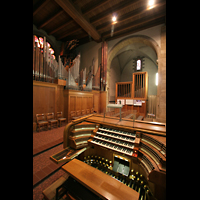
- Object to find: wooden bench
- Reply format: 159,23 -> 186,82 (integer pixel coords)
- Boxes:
70,111 -> 76,121
46,112 -> 58,130
143,117 -> 153,122
36,113 -> 48,132
70,111 -> 81,121
86,109 -> 90,114
124,113 -> 134,119
81,109 -> 86,116
57,111 -> 66,127
136,115 -> 144,120
76,110 -> 82,118
112,112 -> 124,117
42,173 -> 69,200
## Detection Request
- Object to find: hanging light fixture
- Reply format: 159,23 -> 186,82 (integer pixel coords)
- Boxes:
112,16 -> 117,23
147,0 -> 155,10
111,14 -> 117,37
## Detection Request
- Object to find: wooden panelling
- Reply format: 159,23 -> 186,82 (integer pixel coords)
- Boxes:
57,85 -> 64,113
87,97 -> 93,109
66,90 -> 94,122
92,90 -> 100,113
63,89 -> 69,122
33,82 -> 107,124
33,81 -> 66,124
33,81 -> 57,123
82,97 -> 87,109
76,96 -> 82,111
69,96 -> 76,112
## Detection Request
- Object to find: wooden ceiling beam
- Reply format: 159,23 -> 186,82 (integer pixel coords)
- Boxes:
82,0 -> 110,15
104,17 -> 165,41
61,32 -> 88,42
54,0 -> 101,41
39,10 -> 64,29
49,19 -> 73,35
33,0 -> 51,16
58,27 -> 82,40
96,5 -> 147,32
102,10 -> 166,38
90,0 -> 140,24
96,1 -> 166,32
49,1 -> 164,39
48,0 -> 110,38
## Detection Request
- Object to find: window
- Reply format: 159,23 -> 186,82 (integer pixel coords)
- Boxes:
155,72 -> 158,86
136,59 -> 141,71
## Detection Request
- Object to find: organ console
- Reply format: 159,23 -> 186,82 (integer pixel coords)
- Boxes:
69,122 -> 96,149
50,114 -> 166,200
89,126 -> 139,157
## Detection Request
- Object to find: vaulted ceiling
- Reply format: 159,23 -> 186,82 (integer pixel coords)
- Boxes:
33,0 -> 166,45
111,42 -> 157,74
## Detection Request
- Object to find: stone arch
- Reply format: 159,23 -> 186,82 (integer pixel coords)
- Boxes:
107,35 -> 160,75
106,35 -> 161,111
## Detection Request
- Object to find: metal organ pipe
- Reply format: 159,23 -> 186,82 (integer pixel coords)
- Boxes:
33,35 -> 61,83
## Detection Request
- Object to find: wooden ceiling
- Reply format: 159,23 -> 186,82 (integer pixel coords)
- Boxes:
33,0 -> 166,45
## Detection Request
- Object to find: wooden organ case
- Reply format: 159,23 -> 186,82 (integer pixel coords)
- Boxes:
51,114 -> 166,200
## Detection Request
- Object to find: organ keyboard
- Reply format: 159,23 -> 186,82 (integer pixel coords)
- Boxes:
89,126 -> 139,157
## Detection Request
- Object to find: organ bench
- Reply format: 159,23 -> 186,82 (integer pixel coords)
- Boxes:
50,114 -> 166,200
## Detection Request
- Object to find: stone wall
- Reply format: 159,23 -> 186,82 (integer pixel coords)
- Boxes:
156,25 -> 166,122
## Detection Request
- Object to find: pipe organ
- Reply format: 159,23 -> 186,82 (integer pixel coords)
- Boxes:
92,64 -> 101,90
51,114 -> 166,200
58,55 -> 67,81
33,35 -> 101,91
133,72 -> 148,99
70,53 -> 80,83
115,72 -> 148,117
33,35 -> 67,84
116,72 -> 148,100
101,41 -> 107,90
66,53 -> 81,90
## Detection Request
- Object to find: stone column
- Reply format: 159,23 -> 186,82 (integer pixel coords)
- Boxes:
156,25 -> 166,122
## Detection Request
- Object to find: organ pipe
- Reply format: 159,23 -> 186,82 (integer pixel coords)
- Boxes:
33,35 -> 101,91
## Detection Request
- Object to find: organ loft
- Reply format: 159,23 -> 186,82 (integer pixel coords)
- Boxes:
33,0 -> 166,200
